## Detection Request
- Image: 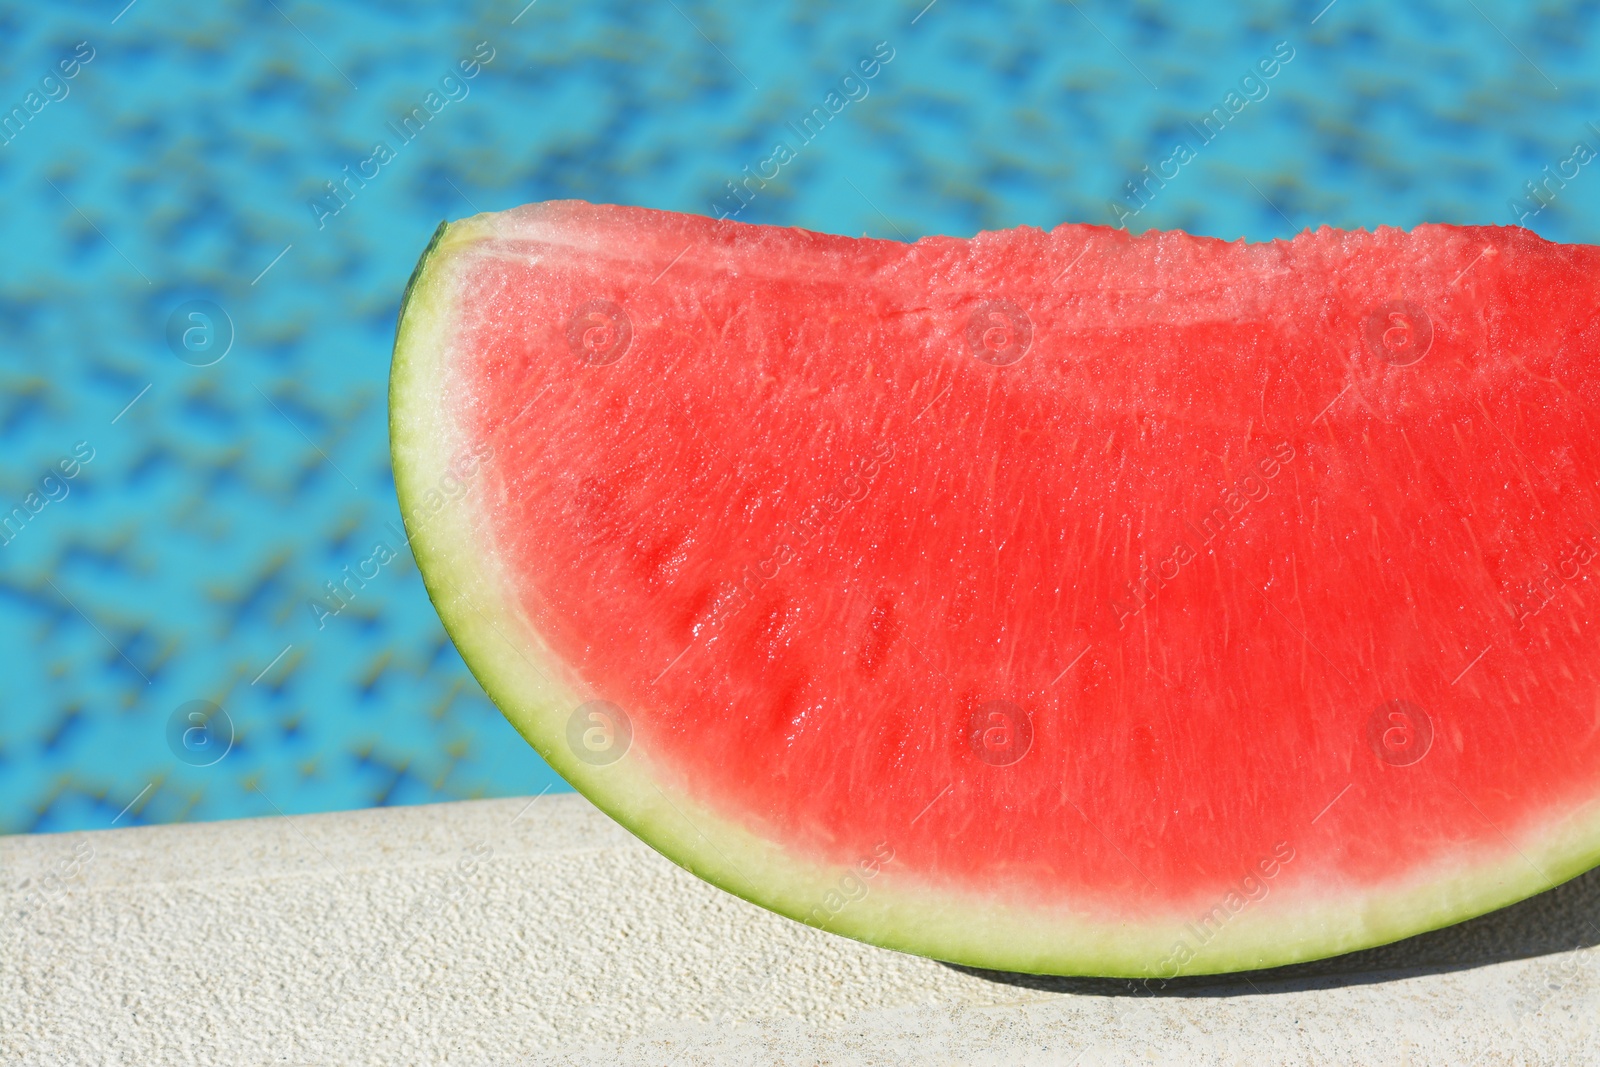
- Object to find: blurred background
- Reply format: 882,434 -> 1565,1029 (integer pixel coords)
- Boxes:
1,0 -> 1595,834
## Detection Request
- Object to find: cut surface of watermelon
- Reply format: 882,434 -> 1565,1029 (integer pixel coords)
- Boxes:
390,201 -> 1600,978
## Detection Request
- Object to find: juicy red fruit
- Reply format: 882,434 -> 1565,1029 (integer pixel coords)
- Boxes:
454,205 -> 1600,921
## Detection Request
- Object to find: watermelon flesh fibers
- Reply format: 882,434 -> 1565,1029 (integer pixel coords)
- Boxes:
390,202 -> 1600,977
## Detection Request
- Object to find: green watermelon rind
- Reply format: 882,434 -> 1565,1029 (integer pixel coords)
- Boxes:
389,207 -> 1600,979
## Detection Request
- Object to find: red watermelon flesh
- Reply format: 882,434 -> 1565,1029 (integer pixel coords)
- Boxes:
390,201 -> 1600,977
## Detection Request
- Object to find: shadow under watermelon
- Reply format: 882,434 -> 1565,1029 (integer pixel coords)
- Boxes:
947,864 -> 1600,996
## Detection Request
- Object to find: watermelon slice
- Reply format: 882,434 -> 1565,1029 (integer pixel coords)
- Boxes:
389,201 -> 1600,978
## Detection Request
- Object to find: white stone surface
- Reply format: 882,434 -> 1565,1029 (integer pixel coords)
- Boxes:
2,793 -> 1598,1065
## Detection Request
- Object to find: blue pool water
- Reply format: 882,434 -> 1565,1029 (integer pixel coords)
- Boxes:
1,0 -> 1597,834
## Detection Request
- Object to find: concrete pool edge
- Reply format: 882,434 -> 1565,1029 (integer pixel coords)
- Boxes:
2,794 -> 1597,1065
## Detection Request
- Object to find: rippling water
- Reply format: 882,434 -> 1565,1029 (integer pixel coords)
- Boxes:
1,0 -> 1596,832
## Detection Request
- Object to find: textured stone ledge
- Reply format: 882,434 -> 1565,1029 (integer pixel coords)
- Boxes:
2,794 -> 1598,1065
